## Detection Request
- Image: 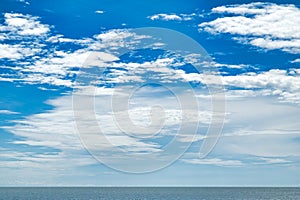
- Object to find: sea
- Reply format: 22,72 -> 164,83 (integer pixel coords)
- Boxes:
0,187 -> 299,200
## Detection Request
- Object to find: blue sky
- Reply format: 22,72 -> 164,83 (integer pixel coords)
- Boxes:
0,0 -> 300,186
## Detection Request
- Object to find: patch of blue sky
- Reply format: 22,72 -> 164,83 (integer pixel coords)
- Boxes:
0,82 -> 63,118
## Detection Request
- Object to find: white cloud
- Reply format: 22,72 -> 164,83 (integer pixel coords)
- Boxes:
0,17 -> 149,88
212,3 -> 266,15
148,13 -> 198,21
181,95 -> 300,166
93,29 -> 151,52
3,13 -> 50,36
248,38 -> 300,53
2,81 -> 218,172
24,30 -> 144,87
177,69 -> 300,104
94,29 -> 134,40
0,44 -> 25,59
183,158 -> 243,167
258,157 -> 291,164
148,14 -> 182,21
291,58 -> 300,63
199,3 -> 300,53
0,147 -> 98,187
213,96 -> 300,158
0,43 -> 42,59
0,110 -> 19,115
0,11 -> 210,89
95,10 -> 104,14
18,0 -> 30,5
180,13 -> 197,21
222,70 -> 300,90
6,98 -> 81,151
3,8 -> 300,185
211,62 -> 250,69
4,93 -> 165,153
104,58 -> 179,84
46,35 -> 93,45
0,12 -> 49,66
217,133 -> 300,158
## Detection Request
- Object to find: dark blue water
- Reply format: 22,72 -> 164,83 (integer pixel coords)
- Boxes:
0,187 -> 299,200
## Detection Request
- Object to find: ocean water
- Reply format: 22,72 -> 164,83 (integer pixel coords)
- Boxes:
0,187 -> 299,200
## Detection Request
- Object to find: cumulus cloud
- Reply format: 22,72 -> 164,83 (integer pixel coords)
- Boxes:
199,3 -> 300,53
0,11 -> 154,88
0,44 -> 36,59
0,12 -> 212,90
2,13 -> 50,36
0,13 -> 47,61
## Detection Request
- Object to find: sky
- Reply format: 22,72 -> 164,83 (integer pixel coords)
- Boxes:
0,0 -> 300,186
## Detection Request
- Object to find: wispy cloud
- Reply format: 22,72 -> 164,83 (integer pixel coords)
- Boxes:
148,14 -> 183,21
258,157 -> 292,165
148,13 -> 198,21
181,95 -> 300,166
0,110 -> 19,115
214,95 -> 300,158
182,158 -> 244,167
291,59 -> 300,63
